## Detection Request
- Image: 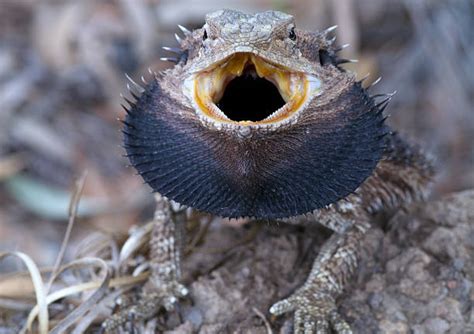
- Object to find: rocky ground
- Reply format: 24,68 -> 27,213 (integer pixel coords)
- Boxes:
165,190 -> 474,333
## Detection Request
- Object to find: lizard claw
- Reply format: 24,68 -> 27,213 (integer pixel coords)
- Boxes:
159,281 -> 189,311
270,288 -> 352,334
102,280 -> 189,332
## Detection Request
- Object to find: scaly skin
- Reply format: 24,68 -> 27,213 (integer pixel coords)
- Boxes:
112,9 -> 435,333
272,135 -> 434,333
102,195 -> 188,331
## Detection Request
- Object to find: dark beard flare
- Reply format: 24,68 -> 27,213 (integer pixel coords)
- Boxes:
123,79 -> 387,219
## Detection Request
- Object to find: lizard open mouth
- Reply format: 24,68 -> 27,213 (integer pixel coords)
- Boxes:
186,52 -> 321,125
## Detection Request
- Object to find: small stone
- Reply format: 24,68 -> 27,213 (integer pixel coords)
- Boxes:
184,307 -> 204,328
453,258 -> 464,271
241,266 -> 250,277
422,317 -> 450,333
368,292 -> 384,309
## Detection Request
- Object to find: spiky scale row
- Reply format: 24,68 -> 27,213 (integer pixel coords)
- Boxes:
336,58 -> 358,65
121,104 -> 131,115
160,57 -> 179,63
372,91 -> 397,99
335,43 -> 350,52
174,33 -> 183,45
315,25 -> 360,69
162,46 -> 182,54
120,94 -> 135,108
177,24 -> 191,36
125,73 -> 145,93
160,25 -> 192,65
369,76 -> 382,88
323,25 -> 338,36
123,78 -> 387,219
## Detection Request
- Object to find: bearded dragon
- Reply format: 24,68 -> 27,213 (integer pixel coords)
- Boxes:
110,9 -> 434,333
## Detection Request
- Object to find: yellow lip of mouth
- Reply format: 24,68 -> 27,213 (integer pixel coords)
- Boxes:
187,52 -> 320,126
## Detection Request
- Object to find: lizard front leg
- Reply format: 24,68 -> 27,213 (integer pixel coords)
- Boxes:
103,194 -> 188,332
270,217 -> 370,334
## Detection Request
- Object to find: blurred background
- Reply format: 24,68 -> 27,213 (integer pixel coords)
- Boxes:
0,0 -> 472,270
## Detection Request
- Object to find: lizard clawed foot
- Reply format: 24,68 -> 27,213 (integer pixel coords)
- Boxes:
141,279 -> 189,313
102,194 -> 189,332
102,280 -> 189,332
162,281 -> 190,311
270,287 -> 352,334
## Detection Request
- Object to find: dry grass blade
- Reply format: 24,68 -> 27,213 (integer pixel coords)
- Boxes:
24,271 -> 149,332
119,221 -> 154,264
0,298 -> 34,311
252,307 -> 273,334
71,288 -> 126,334
48,257 -> 109,334
0,251 -> 48,334
46,171 -> 88,293
25,257 -> 109,333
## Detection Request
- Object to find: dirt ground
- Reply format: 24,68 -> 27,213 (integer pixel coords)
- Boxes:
154,190 -> 474,333
0,0 -> 473,333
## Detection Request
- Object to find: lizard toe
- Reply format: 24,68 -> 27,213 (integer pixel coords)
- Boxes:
270,288 -> 352,334
102,280 -> 190,332
329,310 -> 352,334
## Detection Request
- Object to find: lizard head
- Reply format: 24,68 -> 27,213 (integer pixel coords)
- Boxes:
123,10 -> 389,219
183,9 -> 321,127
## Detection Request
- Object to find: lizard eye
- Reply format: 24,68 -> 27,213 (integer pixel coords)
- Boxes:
203,29 -> 208,41
288,27 -> 296,41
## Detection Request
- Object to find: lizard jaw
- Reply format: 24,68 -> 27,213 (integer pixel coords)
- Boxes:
184,52 -> 321,128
